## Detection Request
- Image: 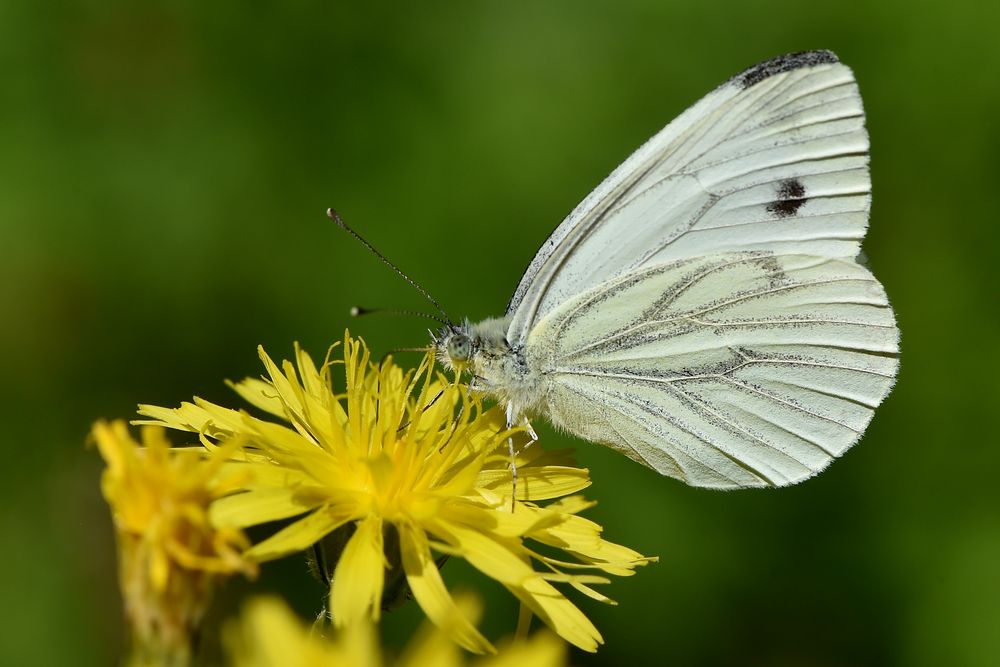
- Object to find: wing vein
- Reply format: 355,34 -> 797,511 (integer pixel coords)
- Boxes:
716,375 -> 861,435
657,382 -> 814,480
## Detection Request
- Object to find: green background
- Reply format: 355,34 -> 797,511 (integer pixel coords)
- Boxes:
3,1 -> 998,665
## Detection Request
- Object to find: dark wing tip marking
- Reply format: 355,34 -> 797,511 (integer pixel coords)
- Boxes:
767,178 -> 808,217
733,50 -> 840,89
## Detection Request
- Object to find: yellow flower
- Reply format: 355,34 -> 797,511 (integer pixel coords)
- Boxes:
226,594 -> 567,667
92,420 -> 257,667
138,334 -> 653,653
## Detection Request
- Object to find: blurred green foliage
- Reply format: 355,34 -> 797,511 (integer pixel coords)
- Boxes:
2,1 -> 998,665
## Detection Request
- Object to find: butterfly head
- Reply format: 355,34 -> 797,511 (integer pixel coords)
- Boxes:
446,332 -> 473,364
434,316 -> 513,377
434,324 -> 476,374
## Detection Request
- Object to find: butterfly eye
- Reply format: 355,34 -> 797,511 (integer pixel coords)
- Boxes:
447,334 -> 472,363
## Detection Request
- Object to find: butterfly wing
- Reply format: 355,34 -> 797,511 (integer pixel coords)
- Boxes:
531,252 -> 898,488
506,51 -> 871,347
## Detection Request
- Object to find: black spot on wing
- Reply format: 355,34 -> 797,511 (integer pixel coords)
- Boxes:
734,50 -> 839,89
767,178 -> 807,217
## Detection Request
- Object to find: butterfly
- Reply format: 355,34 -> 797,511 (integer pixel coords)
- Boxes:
345,50 -> 899,490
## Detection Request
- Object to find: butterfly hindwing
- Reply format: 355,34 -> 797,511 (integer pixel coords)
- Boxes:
528,251 -> 897,488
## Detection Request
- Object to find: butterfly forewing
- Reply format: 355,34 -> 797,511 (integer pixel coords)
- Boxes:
506,51 -> 871,348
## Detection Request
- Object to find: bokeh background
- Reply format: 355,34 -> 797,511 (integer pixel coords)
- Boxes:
3,1 -> 999,665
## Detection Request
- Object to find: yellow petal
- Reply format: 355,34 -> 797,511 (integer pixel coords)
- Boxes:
453,501 -> 563,540
232,598 -> 307,665
479,632 -> 567,667
218,461 -> 311,489
542,495 -> 595,515
150,544 -> 170,592
513,576 -> 602,653
292,343 -> 345,448
396,593 -> 480,667
136,399 -> 244,440
398,522 -> 493,654
226,377 -> 288,419
91,420 -> 127,477
567,580 -> 615,604
333,610 -> 381,667
210,488 -> 312,528
330,515 -> 385,625
430,517 -> 534,587
431,519 -> 602,652
258,347 -> 311,433
530,513 -> 653,576
246,508 -> 351,562
477,465 -> 590,501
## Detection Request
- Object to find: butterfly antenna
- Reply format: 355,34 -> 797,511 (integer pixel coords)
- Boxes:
328,208 -> 453,327
351,305 -> 450,326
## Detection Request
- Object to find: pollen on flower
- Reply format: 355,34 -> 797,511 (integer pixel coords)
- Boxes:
92,420 -> 257,666
137,333 -> 655,654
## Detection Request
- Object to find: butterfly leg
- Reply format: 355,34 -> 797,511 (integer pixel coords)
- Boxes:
505,402 -> 519,511
521,417 -> 538,450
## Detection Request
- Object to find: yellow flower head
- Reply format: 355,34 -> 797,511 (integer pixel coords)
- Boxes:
138,334 -> 653,653
226,594 -> 567,667
92,420 -> 257,665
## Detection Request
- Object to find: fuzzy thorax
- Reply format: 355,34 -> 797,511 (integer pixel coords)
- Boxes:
434,317 -> 548,421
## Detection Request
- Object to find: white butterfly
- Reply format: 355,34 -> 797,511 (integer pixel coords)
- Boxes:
433,50 -> 899,489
